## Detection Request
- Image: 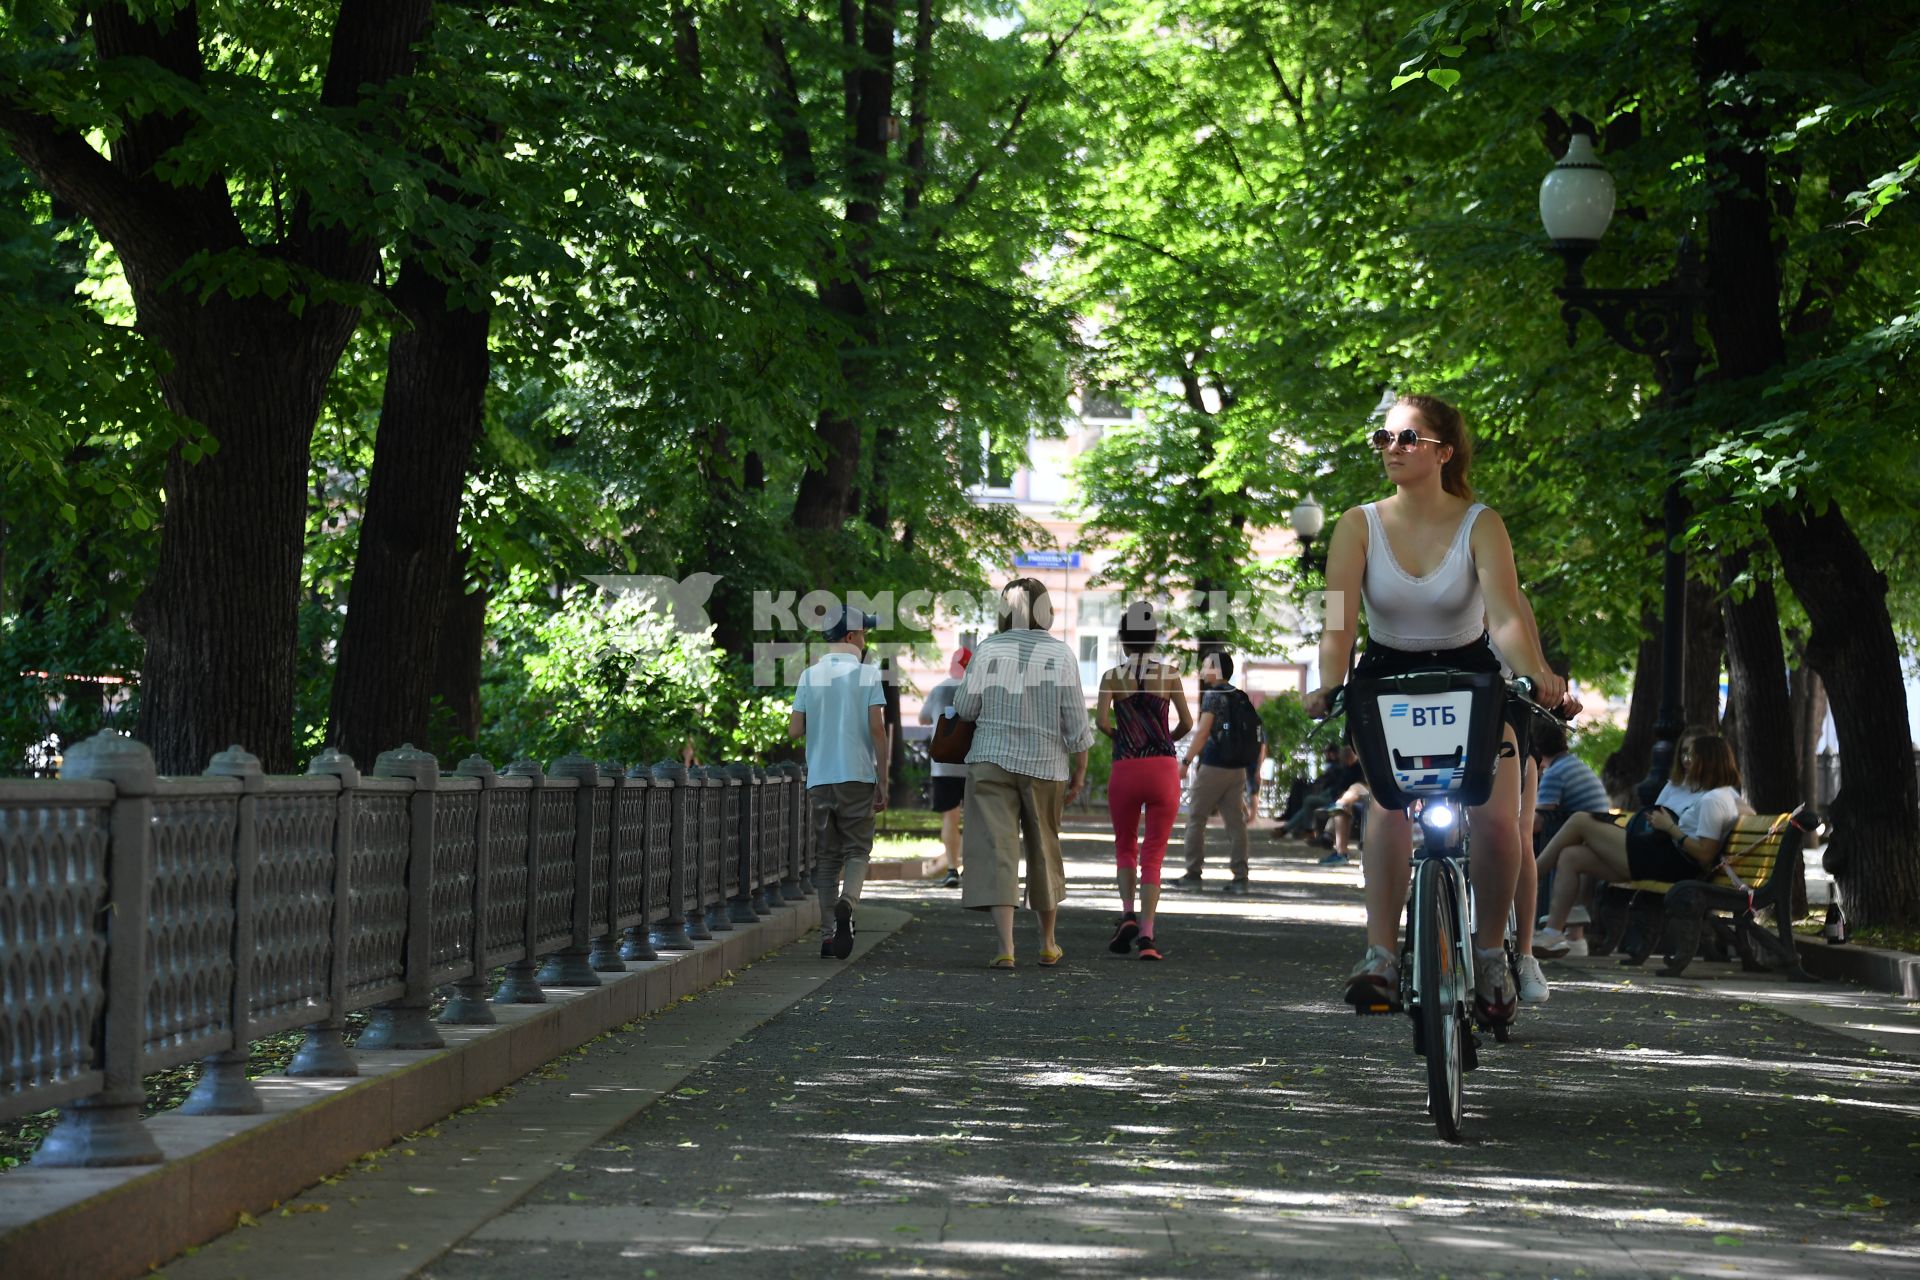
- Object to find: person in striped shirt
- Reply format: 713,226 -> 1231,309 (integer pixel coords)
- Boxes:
951,578 -> 1095,968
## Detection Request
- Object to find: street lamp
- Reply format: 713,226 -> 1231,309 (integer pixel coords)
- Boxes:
1289,493 -> 1326,573
1540,123 -> 1706,805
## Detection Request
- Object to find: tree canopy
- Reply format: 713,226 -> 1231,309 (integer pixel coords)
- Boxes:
3,0 -> 1917,919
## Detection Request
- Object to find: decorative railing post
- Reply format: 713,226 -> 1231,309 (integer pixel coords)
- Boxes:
181,745 -> 267,1115
778,762 -> 807,900
588,762 -> 625,971
441,755 -> 499,1025
34,732 -> 163,1167
726,764 -> 758,924
615,765 -> 659,961
804,770 -> 819,884
649,762 -> 695,949
359,744 -> 446,1050
495,760 -> 548,1002
290,747 -> 359,1077
538,755 -> 602,987
751,764 -> 779,913
694,767 -> 731,934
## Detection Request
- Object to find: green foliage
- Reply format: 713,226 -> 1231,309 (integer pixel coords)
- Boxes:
1571,718 -> 1628,781
1085,726 -> 1114,790
1258,692 -> 1342,776
475,575 -> 789,768
1032,0 -> 1920,686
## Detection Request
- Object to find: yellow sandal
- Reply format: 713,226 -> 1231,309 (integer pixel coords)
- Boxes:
988,954 -> 1016,969
1038,947 -> 1064,968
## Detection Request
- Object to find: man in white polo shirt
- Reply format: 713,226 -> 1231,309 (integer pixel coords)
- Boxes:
789,604 -> 889,959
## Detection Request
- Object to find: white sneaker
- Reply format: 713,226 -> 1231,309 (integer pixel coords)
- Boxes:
1532,927 -> 1571,959
1516,954 -> 1549,1003
1560,937 -> 1589,958
1473,946 -> 1516,1023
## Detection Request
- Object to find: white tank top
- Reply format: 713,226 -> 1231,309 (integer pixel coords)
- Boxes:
1361,501 -> 1488,651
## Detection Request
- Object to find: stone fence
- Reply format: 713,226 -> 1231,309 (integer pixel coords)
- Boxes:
0,731 -> 813,1168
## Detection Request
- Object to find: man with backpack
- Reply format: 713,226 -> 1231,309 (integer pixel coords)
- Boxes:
1171,651 -> 1264,894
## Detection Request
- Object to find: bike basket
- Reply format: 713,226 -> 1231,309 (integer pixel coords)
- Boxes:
1345,669 -> 1509,809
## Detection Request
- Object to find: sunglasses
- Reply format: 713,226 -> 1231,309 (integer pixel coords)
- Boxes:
1370,427 -> 1446,451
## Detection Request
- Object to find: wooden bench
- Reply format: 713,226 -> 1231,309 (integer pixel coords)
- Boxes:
1603,811 -> 1814,980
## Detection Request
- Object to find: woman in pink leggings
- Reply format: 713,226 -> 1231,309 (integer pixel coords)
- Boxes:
1095,604 -> 1193,960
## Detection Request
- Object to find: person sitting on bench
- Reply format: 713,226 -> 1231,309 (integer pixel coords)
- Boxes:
1532,734 -> 1743,958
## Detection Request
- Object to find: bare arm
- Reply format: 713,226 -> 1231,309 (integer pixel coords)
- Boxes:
1471,510 -> 1567,709
788,710 -> 805,741
1306,509 -> 1368,715
1169,680 -> 1195,741
1066,748 -> 1090,804
868,703 -> 890,811
1095,669 -> 1116,736
1183,710 -> 1214,768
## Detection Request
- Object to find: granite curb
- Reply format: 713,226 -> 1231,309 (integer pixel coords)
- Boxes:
1795,933 -> 1920,999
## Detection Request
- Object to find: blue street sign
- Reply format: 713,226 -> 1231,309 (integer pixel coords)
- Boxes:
1016,551 -> 1081,569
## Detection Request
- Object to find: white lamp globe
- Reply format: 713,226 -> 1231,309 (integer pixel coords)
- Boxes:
1289,494 -> 1326,541
1539,130 -> 1615,247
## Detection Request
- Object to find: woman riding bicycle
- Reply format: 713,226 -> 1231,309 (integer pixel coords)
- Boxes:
1301,394 -> 1573,1027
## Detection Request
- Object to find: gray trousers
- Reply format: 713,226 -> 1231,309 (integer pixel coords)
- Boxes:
810,781 -> 875,923
1183,763 -> 1250,878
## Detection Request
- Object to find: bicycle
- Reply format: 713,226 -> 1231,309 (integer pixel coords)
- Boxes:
1327,669 -> 1559,1142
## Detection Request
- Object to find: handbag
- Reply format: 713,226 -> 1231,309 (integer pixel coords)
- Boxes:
1624,805 -> 1680,863
929,706 -> 975,765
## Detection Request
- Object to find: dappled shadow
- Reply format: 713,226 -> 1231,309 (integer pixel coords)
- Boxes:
426,830 -> 1920,1280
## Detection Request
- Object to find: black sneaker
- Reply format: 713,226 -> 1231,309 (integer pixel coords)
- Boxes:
820,935 -> 835,959
831,898 -> 855,959
1108,914 -> 1140,954
1223,878 -> 1251,895
1169,874 -> 1203,892
942,869 -> 961,889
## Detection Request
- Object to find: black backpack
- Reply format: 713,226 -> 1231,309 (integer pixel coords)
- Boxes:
1211,687 -> 1264,768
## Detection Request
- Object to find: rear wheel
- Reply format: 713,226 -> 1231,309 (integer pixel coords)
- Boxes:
1416,859 -> 1465,1142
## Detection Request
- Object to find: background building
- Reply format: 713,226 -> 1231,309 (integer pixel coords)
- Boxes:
898,395 -> 1319,726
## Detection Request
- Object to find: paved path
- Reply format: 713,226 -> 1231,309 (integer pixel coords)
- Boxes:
171,826 -> 1920,1279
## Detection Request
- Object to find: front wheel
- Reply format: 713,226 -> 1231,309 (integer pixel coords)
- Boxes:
1415,859 -> 1466,1142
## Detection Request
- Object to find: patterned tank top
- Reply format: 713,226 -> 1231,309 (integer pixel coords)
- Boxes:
1112,668 -> 1176,761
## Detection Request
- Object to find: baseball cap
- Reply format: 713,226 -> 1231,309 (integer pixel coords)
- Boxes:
822,604 -> 880,643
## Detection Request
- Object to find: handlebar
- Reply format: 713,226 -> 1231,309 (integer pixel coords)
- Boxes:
1506,676 -> 1572,727
1315,676 -> 1570,725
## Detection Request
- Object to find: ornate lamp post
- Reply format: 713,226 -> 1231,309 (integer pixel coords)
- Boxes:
1289,493 -> 1326,574
1540,125 -> 1706,804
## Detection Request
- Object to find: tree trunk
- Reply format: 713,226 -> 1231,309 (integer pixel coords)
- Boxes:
1696,15 -> 1919,924
791,0 -> 895,533
428,544 -> 488,760
326,261 -> 490,765
1681,569 -> 1722,737
1766,504 -> 1920,927
132,299 -> 362,772
1720,552 -> 1799,812
1787,639 -> 1827,805
5,1 -> 435,773
1603,611 -> 1662,802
